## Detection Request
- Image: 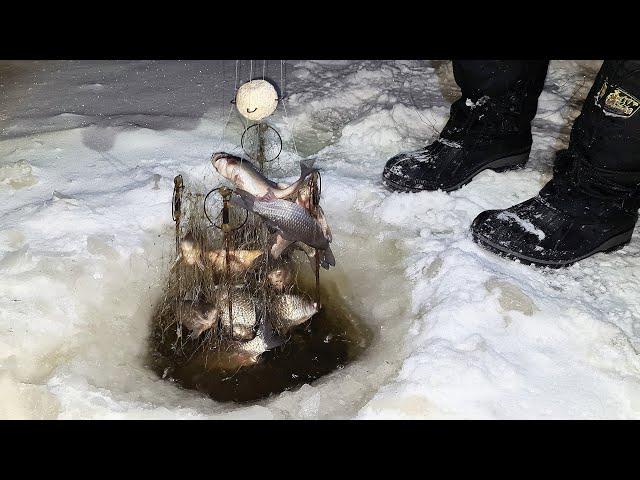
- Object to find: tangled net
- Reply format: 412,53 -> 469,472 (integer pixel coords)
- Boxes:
152,160 -> 324,371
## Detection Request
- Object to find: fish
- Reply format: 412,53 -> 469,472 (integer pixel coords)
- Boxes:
212,152 -> 317,199
179,231 -> 263,274
179,301 -> 218,339
233,318 -> 285,365
190,319 -> 283,370
270,293 -> 319,332
179,232 -> 206,270
216,287 -> 259,341
267,263 -> 295,291
231,189 -> 335,267
206,249 -> 264,274
295,184 -> 334,262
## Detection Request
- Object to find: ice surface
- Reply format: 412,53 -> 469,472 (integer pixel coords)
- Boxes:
2,60 -> 640,419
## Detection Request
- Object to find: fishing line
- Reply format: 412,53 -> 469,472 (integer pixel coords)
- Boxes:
281,96 -> 299,158
234,59 -> 239,91
216,60 -> 240,153
408,62 -> 447,138
280,60 -> 286,99
279,60 -> 299,158
536,72 -> 589,121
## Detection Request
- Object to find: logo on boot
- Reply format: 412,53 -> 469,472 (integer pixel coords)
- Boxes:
595,80 -> 640,118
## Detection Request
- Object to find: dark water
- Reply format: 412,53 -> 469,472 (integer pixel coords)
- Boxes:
147,279 -> 372,403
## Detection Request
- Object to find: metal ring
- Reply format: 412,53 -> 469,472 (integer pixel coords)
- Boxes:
204,187 -> 248,231
240,123 -> 283,163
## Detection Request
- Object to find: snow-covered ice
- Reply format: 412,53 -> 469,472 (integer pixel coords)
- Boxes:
2,60 -> 640,419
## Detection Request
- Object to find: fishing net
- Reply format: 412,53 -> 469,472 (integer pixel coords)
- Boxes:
152,153 -> 324,371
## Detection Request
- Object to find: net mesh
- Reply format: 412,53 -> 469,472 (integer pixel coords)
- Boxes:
153,159 -> 322,368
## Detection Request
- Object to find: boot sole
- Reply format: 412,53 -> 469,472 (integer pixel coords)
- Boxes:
383,150 -> 531,193
472,227 -> 635,268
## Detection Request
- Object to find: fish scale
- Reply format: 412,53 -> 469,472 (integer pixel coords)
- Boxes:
270,293 -> 319,332
249,196 -> 329,250
216,289 -> 259,341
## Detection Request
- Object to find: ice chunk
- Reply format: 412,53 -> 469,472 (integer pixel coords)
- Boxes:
0,160 -> 37,189
87,235 -> 120,261
485,279 -> 537,317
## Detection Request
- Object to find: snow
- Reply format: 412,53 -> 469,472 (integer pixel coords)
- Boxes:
2,59 -> 640,419
497,211 -> 546,240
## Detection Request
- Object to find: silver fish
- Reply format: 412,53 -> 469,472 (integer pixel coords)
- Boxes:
216,287 -> 259,341
190,320 -> 283,370
212,152 -> 317,199
270,293 -> 319,332
231,189 -> 335,267
179,301 -> 218,339
234,319 -> 284,364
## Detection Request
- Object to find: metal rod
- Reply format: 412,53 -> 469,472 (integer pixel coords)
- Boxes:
220,187 -> 234,340
172,175 -> 183,257
310,172 -> 321,304
172,175 -> 184,338
257,122 -> 266,172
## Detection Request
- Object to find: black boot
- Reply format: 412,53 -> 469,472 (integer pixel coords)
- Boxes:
471,60 -> 640,267
471,149 -> 640,267
383,60 -> 549,192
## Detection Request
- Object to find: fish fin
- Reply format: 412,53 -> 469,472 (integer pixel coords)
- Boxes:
235,188 -> 253,199
230,189 -> 254,211
260,189 -> 278,202
270,234 -> 293,259
321,246 -> 336,269
300,158 -> 318,179
258,216 -> 281,233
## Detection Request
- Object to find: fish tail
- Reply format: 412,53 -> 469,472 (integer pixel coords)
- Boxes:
299,158 -> 319,180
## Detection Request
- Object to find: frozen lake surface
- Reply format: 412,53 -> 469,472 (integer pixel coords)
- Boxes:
2,60 -> 640,419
